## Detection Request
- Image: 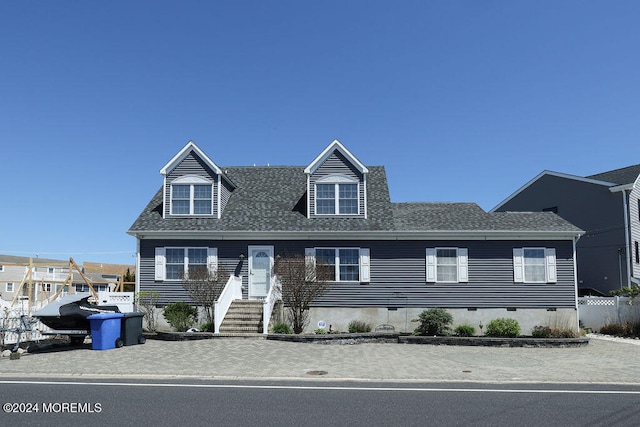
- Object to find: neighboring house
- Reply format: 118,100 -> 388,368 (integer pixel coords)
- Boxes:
0,254 -> 126,303
128,140 -> 583,334
492,165 -> 640,296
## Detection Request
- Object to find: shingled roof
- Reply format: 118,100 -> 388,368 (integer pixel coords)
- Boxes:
129,165 -> 582,236
586,164 -> 640,186
392,203 -> 581,232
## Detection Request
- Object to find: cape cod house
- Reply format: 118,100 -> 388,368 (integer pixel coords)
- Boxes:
128,140 -> 583,334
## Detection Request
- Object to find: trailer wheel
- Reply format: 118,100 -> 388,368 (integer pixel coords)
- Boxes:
70,336 -> 85,346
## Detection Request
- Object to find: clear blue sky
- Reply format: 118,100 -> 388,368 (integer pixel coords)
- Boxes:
1,1 -> 639,266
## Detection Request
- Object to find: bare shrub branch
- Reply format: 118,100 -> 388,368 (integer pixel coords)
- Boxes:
273,251 -> 333,334
181,266 -> 230,324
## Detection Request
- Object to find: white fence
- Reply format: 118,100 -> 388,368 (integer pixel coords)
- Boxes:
578,297 -> 640,331
0,304 -> 48,346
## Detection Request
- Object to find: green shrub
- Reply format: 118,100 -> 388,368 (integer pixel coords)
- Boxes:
531,325 -> 551,338
485,318 -> 521,337
413,308 -> 453,336
314,328 -> 328,334
454,324 -> 475,337
348,320 -> 372,333
199,322 -> 214,332
272,323 -> 293,334
163,302 -> 198,332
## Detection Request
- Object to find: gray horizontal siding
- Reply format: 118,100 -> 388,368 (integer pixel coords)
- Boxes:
139,238 -> 576,309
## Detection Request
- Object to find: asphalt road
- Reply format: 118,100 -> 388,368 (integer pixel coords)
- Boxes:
2,378 -> 639,426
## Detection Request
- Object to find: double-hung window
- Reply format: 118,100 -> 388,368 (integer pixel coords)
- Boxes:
311,248 -> 369,282
426,248 -> 468,283
170,176 -> 213,216
155,247 -> 217,281
513,248 -> 557,283
6,282 -> 14,292
315,177 -> 359,215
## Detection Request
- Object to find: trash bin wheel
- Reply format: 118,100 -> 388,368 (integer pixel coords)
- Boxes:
138,335 -> 146,344
115,338 -> 124,348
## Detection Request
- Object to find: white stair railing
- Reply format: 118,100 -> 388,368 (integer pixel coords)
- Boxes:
214,275 -> 243,333
262,277 -> 281,334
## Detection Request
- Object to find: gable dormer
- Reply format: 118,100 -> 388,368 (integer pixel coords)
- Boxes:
304,140 -> 369,219
160,141 -> 233,219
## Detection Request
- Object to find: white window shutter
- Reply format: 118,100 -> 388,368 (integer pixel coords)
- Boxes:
305,248 -> 316,281
359,248 -> 370,282
154,247 -> 166,281
426,248 -> 436,282
457,248 -> 468,283
545,248 -> 557,283
513,248 -> 524,283
207,248 -> 218,275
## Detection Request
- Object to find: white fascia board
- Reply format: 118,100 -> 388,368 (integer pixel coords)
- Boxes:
159,140 -> 223,176
490,170 -> 616,212
609,183 -> 633,193
303,139 -> 369,175
130,229 -> 583,241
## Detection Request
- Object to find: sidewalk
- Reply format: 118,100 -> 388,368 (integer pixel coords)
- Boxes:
2,335 -> 639,384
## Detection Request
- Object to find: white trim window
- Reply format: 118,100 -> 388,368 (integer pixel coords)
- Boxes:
44,283 -> 52,292
426,248 -> 469,283
310,248 -> 370,282
0,265 -> 4,272
154,247 -> 218,281
170,176 -> 214,216
315,175 -> 359,215
513,248 -> 557,283
6,282 -> 14,292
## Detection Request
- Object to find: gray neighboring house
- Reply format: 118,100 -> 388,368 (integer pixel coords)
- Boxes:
128,140 -> 583,333
492,165 -> 640,296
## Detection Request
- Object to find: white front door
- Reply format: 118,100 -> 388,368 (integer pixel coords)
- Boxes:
248,246 -> 273,299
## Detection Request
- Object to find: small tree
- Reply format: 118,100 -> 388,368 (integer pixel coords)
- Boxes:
136,291 -> 161,332
273,251 -> 333,334
181,266 -> 230,325
610,284 -> 640,301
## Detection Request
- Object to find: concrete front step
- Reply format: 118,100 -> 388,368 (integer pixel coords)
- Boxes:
219,326 -> 263,333
219,299 -> 264,334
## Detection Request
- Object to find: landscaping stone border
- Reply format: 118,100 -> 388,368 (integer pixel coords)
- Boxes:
400,335 -> 589,347
267,332 -> 399,344
148,331 -> 589,347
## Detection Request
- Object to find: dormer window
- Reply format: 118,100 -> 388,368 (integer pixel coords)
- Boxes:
315,176 -> 359,215
170,176 -> 213,216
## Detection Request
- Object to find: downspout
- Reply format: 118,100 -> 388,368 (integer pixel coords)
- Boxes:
135,239 -> 141,296
622,190 -> 631,288
573,234 -> 580,330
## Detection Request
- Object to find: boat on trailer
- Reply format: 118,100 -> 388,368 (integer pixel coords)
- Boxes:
33,293 -> 122,344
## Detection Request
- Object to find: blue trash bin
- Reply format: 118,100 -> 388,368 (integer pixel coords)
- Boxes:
88,313 -> 125,350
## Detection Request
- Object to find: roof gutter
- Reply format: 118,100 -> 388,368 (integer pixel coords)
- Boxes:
127,229 -> 584,241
